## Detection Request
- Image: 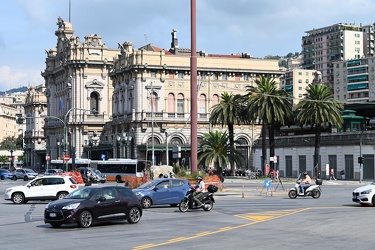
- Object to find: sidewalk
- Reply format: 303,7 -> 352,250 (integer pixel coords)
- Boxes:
215,177 -> 364,197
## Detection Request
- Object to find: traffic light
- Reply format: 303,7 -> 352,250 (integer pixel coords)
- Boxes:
16,116 -> 24,124
358,156 -> 364,164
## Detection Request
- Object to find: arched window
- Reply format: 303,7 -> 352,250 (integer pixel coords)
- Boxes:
212,94 -> 219,106
177,93 -> 184,113
90,92 -> 99,113
199,94 -> 206,113
170,137 -> 183,145
168,93 -> 175,113
150,92 -> 158,112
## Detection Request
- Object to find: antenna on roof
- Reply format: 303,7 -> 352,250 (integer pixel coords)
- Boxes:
144,34 -> 148,43
68,0 -> 71,22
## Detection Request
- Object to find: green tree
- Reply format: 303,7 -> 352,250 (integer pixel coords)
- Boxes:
244,75 -> 293,174
295,84 -> 344,178
0,136 -> 18,150
209,92 -> 243,175
198,131 -> 243,180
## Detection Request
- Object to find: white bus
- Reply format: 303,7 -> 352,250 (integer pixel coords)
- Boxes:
50,158 -> 91,171
92,159 -> 148,182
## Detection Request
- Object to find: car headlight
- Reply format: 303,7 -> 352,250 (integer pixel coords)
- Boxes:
135,191 -> 142,196
62,203 -> 80,210
5,188 -> 12,194
361,189 -> 373,194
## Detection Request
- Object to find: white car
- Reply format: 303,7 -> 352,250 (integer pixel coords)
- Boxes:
352,181 -> 375,206
4,176 -> 79,204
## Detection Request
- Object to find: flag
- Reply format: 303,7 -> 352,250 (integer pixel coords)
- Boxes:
59,99 -> 63,110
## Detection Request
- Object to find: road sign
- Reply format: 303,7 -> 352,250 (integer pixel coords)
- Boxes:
46,155 -> 50,160
63,155 -> 70,163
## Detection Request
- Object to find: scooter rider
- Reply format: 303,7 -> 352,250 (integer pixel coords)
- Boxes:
300,172 -> 311,194
193,176 -> 205,207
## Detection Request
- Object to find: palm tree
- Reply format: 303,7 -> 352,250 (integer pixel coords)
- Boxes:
198,130 -> 243,180
295,84 -> 344,178
209,92 -> 243,175
244,75 -> 293,175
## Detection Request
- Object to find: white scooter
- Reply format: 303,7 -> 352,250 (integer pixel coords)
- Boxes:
288,173 -> 322,199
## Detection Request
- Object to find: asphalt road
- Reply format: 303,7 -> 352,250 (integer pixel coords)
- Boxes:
0,178 -> 373,250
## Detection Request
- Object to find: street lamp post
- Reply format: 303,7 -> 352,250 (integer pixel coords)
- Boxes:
117,132 -> 132,158
165,132 -> 169,166
45,107 -> 97,171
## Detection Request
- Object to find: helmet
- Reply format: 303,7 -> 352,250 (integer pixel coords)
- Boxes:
163,174 -> 168,178
196,176 -> 202,180
169,172 -> 174,176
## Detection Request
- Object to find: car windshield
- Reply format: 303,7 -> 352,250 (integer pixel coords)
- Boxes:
137,179 -> 160,189
0,169 -> 10,173
93,169 -> 101,175
66,188 -> 98,199
24,169 -> 36,173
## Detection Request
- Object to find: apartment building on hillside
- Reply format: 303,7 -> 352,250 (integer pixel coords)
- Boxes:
302,23 -> 364,88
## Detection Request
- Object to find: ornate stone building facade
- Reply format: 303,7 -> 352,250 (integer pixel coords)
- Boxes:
23,85 -> 47,170
109,30 -> 284,169
42,18 -> 117,162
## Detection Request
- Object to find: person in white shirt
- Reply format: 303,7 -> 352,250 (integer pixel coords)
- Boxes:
193,176 -> 205,207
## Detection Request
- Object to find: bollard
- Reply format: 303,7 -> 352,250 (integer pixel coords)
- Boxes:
242,185 -> 245,198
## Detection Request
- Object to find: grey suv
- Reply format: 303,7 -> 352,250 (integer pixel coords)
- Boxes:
76,167 -> 106,184
13,168 -> 38,181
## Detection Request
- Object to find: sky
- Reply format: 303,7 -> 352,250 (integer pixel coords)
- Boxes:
2,0 -> 375,92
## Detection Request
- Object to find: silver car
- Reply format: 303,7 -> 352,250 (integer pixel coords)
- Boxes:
13,168 -> 38,181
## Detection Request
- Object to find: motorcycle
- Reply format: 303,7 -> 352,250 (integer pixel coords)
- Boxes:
288,173 -> 322,199
179,185 -> 218,212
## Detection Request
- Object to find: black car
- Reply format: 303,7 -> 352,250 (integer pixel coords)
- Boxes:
44,186 -> 142,228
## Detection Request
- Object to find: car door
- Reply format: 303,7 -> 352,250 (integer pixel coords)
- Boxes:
94,187 -> 122,218
169,179 -> 189,204
151,180 -> 172,205
24,178 -> 45,198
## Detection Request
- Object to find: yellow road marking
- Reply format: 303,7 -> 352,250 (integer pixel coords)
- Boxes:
132,208 -> 309,250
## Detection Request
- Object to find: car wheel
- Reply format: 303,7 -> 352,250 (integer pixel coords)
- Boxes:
12,192 -> 25,204
57,191 -> 68,199
77,210 -> 93,228
101,181 -> 106,184
50,223 -> 62,228
141,197 -> 152,209
0,176 -> 4,180
12,176 -> 17,181
372,195 -> 375,206
116,175 -> 122,183
24,176 -> 28,181
127,207 -> 141,224
288,190 -> 297,199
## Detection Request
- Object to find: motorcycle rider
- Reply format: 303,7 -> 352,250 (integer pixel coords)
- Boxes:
300,172 -> 311,194
193,176 -> 205,207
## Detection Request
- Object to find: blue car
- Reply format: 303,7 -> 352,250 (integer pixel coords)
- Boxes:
133,178 -> 191,208
0,169 -> 15,180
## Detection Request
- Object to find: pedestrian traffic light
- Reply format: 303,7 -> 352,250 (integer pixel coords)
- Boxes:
358,156 -> 364,164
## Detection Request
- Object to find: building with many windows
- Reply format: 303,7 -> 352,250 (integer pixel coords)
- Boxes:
302,23 -> 364,89
41,18 -> 117,162
23,85 -> 47,171
41,18 -> 286,171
